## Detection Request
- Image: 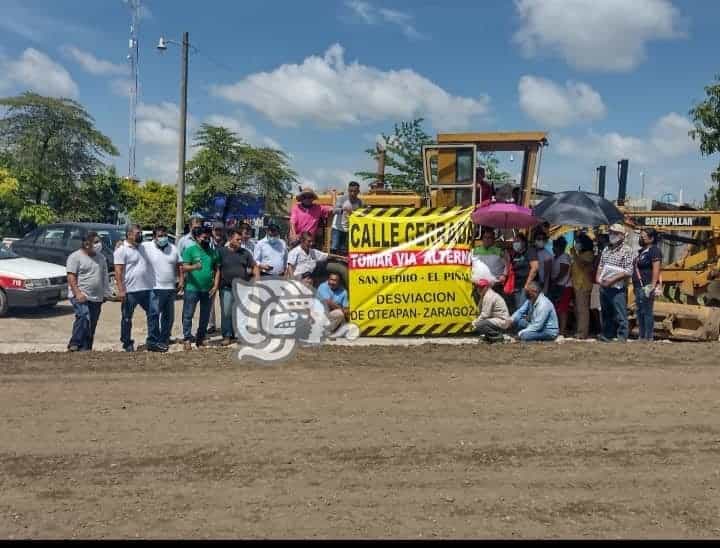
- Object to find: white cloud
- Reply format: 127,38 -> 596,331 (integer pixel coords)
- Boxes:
556,112 -> 695,165
346,1 -> 425,39
62,45 -> 128,76
211,44 -> 489,130
518,76 -> 606,127
110,78 -> 133,98
650,112 -> 694,156
143,155 -> 177,183
2,48 -> 78,98
136,102 -> 196,147
205,114 -> 259,142
514,0 -> 683,71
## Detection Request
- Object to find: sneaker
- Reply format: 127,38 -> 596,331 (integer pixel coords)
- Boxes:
221,337 -> 233,347
68,344 -> 79,352
183,341 -> 193,351
147,344 -> 168,353
597,335 -> 611,343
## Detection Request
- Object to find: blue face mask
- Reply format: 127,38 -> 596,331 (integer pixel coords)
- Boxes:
267,236 -> 278,244
156,236 -> 169,248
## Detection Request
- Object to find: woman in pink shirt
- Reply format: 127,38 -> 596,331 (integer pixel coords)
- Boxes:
289,187 -> 333,243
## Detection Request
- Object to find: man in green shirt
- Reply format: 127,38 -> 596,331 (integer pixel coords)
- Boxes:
181,227 -> 220,350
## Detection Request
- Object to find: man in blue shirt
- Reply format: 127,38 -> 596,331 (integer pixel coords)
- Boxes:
316,272 -> 349,335
253,224 -> 288,277
509,281 -> 559,342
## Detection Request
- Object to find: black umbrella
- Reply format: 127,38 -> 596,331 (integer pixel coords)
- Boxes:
532,191 -> 624,227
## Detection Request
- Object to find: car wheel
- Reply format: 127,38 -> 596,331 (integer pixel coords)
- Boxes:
0,288 -> 8,317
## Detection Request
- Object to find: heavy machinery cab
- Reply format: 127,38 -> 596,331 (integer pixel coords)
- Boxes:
422,131 -> 548,209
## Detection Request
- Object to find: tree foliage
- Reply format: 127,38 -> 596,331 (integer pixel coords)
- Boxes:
355,118 -> 511,194
185,124 -> 296,215
689,75 -> 720,192
120,179 -> 177,229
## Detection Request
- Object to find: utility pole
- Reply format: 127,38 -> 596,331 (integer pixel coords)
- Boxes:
175,31 -> 189,239
640,170 -> 646,200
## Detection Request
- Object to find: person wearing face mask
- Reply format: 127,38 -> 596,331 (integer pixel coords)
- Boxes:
508,233 -> 540,312
177,215 -> 204,257
632,228 -> 662,341
253,223 -> 288,277
507,281 -> 559,342
596,223 -> 634,342
142,225 -> 184,347
180,227 -> 220,350
114,224 -> 163,353
570,233 -> 595,339
66,231 -> 111,351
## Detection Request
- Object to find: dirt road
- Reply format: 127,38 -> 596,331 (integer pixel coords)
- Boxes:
2,342 -> 720,539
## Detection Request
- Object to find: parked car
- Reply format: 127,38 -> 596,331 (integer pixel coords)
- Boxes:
11,223 -> 124,299
0,245 -> 68,316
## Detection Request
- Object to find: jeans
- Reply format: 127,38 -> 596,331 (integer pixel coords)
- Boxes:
182,290 -> 211,342
634,283 -> 655,340
331,228 -> 348,254
68,298 -> 102,350
512,289 -> 527,312
153,289 -> 176,345
600,286 -> 629,341
514,318 -> 558,342
220,286 -> 236,339
121,290 -> 160,349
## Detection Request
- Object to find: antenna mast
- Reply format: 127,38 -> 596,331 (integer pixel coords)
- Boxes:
126,0 -> 140,180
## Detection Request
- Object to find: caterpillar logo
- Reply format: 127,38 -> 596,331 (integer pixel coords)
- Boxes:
349,206 -> 476,337
630,216 -> 711,227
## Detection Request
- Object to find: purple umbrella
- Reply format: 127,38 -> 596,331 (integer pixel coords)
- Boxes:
471,202 -> 541,229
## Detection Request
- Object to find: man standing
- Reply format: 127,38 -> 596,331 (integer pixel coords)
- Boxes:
66,231 -> 111,351
114,224 -> 164,352
289,187 -> 333,243
471,278 -> 510,343
177,215 -> 203,257
142,225 -> 183,347
218,228 -> 260,346
253,223 -> 288,277
596,223 -> 633,342
286,231 -> 329,281
207,221 -> 226,335
508,281 -> 559,342
475,166 -> 494,205
239,223 -> 256,254
316,272 -> 349,336
181,227 -> 220,350
331,181 -> 363,255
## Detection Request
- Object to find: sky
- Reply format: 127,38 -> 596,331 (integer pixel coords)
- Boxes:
0,0 -> 718,204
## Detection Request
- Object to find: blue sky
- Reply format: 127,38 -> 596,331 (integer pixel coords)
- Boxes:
1,0 -> 718,203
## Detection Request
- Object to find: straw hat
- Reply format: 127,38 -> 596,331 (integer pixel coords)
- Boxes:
608,223 -> 626,234
296,187 -> 318,200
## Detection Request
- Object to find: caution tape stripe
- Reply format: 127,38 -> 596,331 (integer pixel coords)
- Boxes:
358,321 -> 475,337
356,206 -> 473,218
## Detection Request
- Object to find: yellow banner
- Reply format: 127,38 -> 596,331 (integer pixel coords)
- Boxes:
348,206 -> 477,336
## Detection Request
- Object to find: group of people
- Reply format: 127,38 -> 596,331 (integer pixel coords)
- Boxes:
471,222 -> 663,343
65,198 -> 356,353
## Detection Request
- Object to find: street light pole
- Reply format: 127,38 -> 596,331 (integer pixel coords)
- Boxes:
175,31 -> 189,239
640,170 -> 645,200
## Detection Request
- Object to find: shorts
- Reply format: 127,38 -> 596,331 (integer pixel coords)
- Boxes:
556,287 -> 573,314
590,284 -> 601,310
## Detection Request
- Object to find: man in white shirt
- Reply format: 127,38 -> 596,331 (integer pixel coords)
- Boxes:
114,224 -> 164,353
240,223 -> 257,254
286,231 -> 329,281
177,215 -> 203,258
142,225 -> 184,347
253,223 -> 288,277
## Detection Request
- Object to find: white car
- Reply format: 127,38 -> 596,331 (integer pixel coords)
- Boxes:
0,245 -> 68,316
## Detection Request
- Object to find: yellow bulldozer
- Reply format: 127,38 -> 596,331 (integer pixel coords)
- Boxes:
284,131 -> 549,284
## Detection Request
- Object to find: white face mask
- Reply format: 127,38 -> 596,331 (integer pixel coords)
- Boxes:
92,242 -> 103,254
609,234 -> 622,245
512,242 -> 523,252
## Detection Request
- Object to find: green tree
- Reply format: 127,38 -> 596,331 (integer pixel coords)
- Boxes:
185,124 -> 296,215
355,118 -> 433,193
0,92 -> 118,217
355,118 -> 511,194
0,167 -> 22,235
689,75 -> 720,196
63,167 -> 123,223
121,179 -> 177,229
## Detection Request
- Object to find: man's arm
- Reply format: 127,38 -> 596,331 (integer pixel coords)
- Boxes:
522,299 -> 551,334
67,272 -> 85,303
114,263 -> 126,300
526,258 -> 539,290
210,267 -> 220,297
510,299 -> 529,326
289,205 -> 298,241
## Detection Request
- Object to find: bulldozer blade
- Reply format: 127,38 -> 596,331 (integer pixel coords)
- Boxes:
651,301 -> 720,342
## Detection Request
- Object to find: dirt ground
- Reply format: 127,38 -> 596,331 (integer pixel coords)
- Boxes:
1,342 -> 720,539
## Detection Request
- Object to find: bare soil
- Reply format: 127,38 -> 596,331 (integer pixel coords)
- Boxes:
1,342 -> 720,539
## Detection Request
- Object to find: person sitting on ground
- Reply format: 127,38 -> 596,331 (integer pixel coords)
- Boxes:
286,231 -> 329,281
471,278 -> 510,343
316,272 -> 349,337
508,281 -> 559,342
